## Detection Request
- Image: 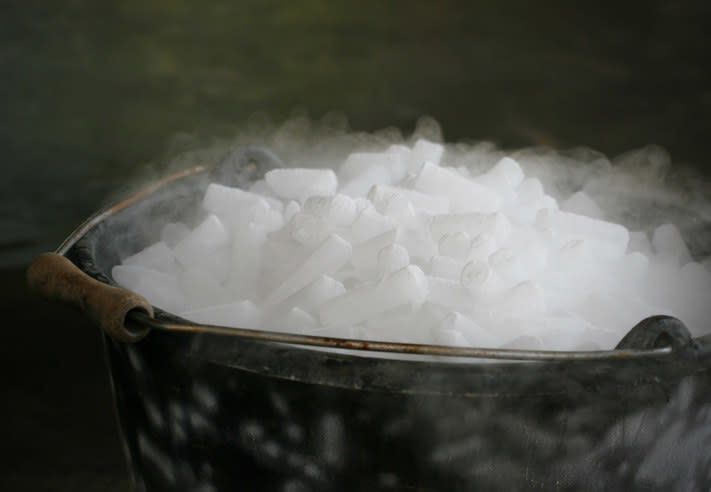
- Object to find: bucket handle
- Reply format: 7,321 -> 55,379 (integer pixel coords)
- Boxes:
26,252 -> 154,343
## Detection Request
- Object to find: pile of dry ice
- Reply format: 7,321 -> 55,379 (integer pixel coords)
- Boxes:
113,139 -> 711,350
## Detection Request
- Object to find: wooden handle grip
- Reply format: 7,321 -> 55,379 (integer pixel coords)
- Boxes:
26,252 -> 154,342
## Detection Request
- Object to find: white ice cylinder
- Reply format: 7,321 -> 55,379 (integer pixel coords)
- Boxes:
265,168 -> 338,202
413,161 -> 501,213
318,265 -> 428,326
263,234 -> 352,306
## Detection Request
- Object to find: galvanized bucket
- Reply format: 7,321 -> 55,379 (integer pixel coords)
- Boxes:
28,149 -> 711,491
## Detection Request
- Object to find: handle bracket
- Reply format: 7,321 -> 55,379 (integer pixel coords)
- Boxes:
27,252 -> 154,343
615,315 -> 695,351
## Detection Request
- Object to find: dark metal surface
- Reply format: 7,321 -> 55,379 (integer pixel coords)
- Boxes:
100,329 -> 711,491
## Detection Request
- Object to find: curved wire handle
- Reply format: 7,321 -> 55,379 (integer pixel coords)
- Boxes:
128,310 -> 675,361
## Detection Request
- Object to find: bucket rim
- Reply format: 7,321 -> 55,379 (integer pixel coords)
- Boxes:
59,164 -> 708,362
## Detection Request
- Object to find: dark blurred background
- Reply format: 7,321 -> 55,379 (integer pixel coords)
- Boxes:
2,1 -> 710,490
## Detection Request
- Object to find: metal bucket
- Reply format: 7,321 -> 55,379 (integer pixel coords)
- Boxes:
28,155 -> 711,491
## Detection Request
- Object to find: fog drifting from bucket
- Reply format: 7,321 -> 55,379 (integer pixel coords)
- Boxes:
112,115 -> 711,350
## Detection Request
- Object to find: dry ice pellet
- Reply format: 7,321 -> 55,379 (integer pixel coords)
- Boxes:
112,140 -> 711,351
